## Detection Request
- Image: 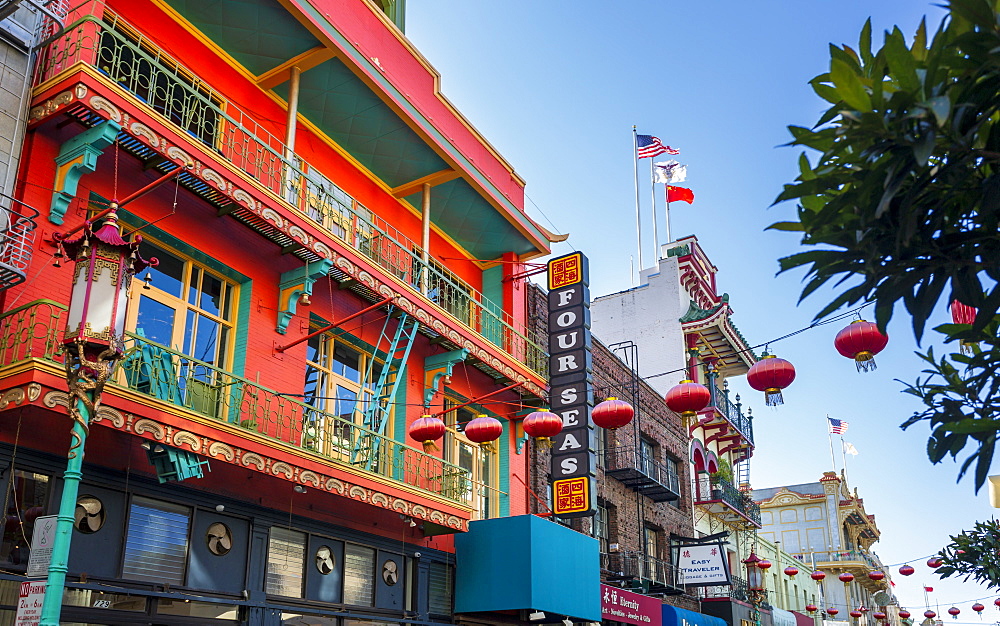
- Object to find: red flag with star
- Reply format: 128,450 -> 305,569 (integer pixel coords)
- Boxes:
667,186 -> 694,204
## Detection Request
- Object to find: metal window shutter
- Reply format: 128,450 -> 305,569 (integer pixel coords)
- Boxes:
343,543 -> 375,606
266,527 -> 306,598
121,497 -> 190,585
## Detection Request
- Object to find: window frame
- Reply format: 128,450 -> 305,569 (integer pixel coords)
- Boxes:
441,392 -> 499,520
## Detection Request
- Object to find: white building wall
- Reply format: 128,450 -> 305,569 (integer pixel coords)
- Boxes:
591,254 -> 689,397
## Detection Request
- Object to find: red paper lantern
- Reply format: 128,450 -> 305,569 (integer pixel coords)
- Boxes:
994,598 -> 1000,609
805,605 -> 818,614
522,410 -> 563,448
784,566 -> 799,577
747,354 -> 796,406
898,610 -> 911,620
948,607 -> 960,619
839,572 -> 855,583
973,603 -> 985,615
408,415 -> 446,452
928,557 -> 943,568
592,397 -> 635,430
665,380 -> 711,423
868,570 -> 885,581
464,415 -> 503,448
899,564 -> 915,576
850,610 -> 863,619
811,571 -> 826,581
757,559 -> 772,571
925,611 -> 937,619
834,319 -> 889,372
873,612 -> 887,620
827,609 -> 839,617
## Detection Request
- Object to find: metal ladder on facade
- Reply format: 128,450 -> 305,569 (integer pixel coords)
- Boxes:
352,308 -> 420,469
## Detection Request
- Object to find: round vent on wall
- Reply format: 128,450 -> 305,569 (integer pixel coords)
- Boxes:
74,496 -> 105,533
315,546 -> 335,575
382,559 -> 398,585
206,523 -> 233,556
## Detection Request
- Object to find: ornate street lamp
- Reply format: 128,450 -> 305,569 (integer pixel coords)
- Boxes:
40,206 -> 153,625
743,549 -> 767,626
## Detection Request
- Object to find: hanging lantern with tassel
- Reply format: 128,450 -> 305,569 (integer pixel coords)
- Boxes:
948,607 -> 960,619
747,353 -> 795,406
408,415 -> 445,453
899,564 -> 915,576
834,319 -> 889,372
522,409 -> 563,448
810,571 -> 826,581
973,603 -> 985,616
898,610 -> 911,620
592,397 -> 635,430
784,566 -> 799,578
464,414 -> 503,452
951,300 -> 978,354
827,609 -> 839,617
805,605 -> 817,614
665,380 -> 711,426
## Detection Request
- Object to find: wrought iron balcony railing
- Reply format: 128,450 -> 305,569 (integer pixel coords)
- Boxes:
713,383 -> 753,445
601,551 -> 683,595
693,477 -> 761,526
33,6 -> 547,377
697,575 -> 772,609
0,300 -> 484,508
604,445 -> 681,502
792,550 -> 884,571
0,200 -> 39,290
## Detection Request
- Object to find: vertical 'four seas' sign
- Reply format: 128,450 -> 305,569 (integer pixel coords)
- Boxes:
547,252 -> 596,518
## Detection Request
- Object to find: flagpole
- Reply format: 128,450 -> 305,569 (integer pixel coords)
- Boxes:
665,195 -> 672,244
840,436 -> 849,485
649,158 -> 659,262
827,416 -> 837,472
632,126 -> 643,277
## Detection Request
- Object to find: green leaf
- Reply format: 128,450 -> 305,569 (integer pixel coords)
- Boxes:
830,59 -> 872,112
884,27 -> 921,95
925,95 -> 952,127
765,221 -> 805,232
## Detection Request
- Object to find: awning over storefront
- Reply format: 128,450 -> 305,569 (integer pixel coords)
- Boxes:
454,514 -> 600,621
792,611 -> 815,626
771,607 -> 798,626
602,585 -> 662,626
662,604 -> 729,626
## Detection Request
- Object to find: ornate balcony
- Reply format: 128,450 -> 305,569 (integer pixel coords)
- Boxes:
693,477 -> 761,527
697,575 -> 773,610
604,445 -> 681,502
713,383 -> 753,446
29,7 -> 548,388
0,200 -> 39,290
0,300 -> 486,515
601,551 -> 683,596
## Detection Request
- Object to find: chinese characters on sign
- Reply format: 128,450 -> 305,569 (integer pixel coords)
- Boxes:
547,252 -> 596,518
601,584 -> 662,626
677,543 -> 730,586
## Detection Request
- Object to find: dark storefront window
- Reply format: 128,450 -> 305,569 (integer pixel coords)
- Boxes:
428,562 -> 453,616
344,543 -> 376,606
122,496 -> 191,585
266,527 -> 307,598
1,470 -> 50,569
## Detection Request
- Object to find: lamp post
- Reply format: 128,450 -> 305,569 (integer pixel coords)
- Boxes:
744,549 -> 766,626
40,206 -> 153,625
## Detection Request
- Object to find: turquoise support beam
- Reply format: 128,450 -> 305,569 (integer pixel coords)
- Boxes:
49,121 -> 121,224
39,395 -> 92,625
423,348 -> 469,406
276,258 -> 333,334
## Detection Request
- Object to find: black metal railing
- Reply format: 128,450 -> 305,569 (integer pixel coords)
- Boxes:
604,446 -> 681,502
713,384 -> 753,445
694,477 -> 761,525
601,551 -> 682,593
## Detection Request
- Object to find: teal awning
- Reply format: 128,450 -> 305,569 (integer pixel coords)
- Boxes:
663,604 -> 729,626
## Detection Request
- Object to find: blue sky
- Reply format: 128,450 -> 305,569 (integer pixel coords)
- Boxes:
406,0 -> 996,615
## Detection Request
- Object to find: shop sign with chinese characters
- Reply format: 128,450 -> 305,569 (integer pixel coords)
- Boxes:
677,543 -> 730,586
601,584 -> 662,626
547,252 -> 596,518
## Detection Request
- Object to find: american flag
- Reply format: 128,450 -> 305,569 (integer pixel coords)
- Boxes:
828,417 -> 849,434
636,134 -> 679,159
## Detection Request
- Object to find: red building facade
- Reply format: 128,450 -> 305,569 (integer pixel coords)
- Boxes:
0,1 -> 555,623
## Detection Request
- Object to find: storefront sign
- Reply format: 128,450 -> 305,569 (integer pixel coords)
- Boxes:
677,543 -> 730,586
601,584 -> 662,626
547,252 -> 595,518
16,580 -> 45,625
26,515 -> 57,577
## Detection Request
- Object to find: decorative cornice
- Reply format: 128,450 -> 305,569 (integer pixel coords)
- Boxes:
39,389 -> 468,531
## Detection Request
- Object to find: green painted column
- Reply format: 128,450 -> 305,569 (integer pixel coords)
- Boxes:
39,394 -> 92,626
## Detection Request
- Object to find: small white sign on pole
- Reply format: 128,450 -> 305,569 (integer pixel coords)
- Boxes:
677,542 -> 731,586
26,515 -> 57,578
15,580 -> 46,625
